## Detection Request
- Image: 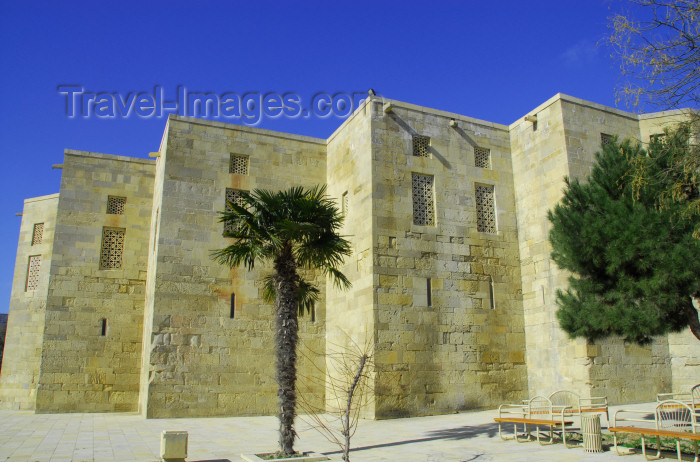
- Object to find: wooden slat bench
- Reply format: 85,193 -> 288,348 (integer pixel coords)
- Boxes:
549,390 -> 610,427
609,400 -> 699,462
495,396 -> 575,447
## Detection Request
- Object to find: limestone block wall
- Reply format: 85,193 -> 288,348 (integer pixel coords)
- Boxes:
139,122 -> 169,415
325,101 -> 376,417
639,110 -> 700,394
559,98 -> 672,403
638,109 -> 694,144
510,97 -> 589,396
140,116 -> 327,418
0,194 -> 58,410
668,329 -> 700,392
35,151 -> 155,413
370,100 -> 527,418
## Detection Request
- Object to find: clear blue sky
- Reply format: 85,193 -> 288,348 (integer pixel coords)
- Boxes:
0,0 -> 641,313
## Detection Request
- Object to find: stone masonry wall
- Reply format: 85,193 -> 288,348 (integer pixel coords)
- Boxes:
325,101 -> 377,417
639,110 -> 700,394
35,151 -> 155,413
510,97 -> 588,396
140,116 -> 327,418
559,98 -> 671,404
0,194 -> 58,410
371,100 -> 527,417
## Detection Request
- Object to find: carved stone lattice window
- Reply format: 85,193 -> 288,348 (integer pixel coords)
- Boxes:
601,133 -> 613,146
412,173 -> 434,226
32,223 -> 44,245
412,135 -> 430,158
475,185 -> 496,233
25,255 -> 41,291
224,189 -> 247,233
100,227 -> 125,269
229,154 -> 249,174
474,147 -> 491,168
107,196 -> 126,215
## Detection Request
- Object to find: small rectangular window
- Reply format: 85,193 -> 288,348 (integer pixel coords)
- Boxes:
600,133 -> 613,146
31,223 -> 44,245
100,227 -> 125,269
474,147 -> 491,169
230,293 -> 235,319
412,173 -> 435,226
101,318 -> 108,336
229,154 -> 249,175
25,255 -> 41,291
475,184 -> 496,233
412,135 -> 430,158
106,196 -> 126,215
650,133 -> 667,143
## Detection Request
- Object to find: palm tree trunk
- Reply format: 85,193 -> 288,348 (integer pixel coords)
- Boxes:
274,247 -> 299,456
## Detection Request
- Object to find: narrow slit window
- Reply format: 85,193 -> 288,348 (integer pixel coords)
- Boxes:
32,223 -> 44,245
342,191 -> 348,216
100,318 -> 108,336
426,278 -> 432,307
541,286 -> 546,305
488,276 -> 495,310
230,293 -> 235,319
311,303 -> 316,323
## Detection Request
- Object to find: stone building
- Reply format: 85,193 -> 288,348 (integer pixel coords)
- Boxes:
1,93 -> 697,418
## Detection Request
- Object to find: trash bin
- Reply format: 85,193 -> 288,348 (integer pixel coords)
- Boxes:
581,414 -> 603,453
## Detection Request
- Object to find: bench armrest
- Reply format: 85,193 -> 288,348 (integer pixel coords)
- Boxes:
498,403 -> 527,417
613,409 -> 656,428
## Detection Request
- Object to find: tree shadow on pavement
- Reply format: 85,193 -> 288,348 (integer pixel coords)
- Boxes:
322,422 -> 500,455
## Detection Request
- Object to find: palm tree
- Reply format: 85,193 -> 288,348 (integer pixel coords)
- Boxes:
212,185 -> 351,456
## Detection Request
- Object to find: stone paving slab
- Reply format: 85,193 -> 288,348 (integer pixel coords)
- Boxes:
0,402 -> 669,462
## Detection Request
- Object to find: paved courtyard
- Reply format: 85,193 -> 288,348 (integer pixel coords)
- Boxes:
0,402 -> 669,462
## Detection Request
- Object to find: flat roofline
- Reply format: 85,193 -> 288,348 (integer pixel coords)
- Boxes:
168,114 -> 327,145
24,193 -> 60,204
64,149 -> 156,165
637,108 -> 697,120
368,96 -> 510,131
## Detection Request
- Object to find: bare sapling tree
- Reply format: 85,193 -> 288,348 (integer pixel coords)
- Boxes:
296,334 -> 375,462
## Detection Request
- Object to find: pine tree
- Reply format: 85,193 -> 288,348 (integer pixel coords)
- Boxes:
548,133 -> 700,344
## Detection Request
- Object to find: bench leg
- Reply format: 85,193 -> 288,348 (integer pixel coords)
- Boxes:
497,421 -> 511,441
640,435 -> 662,461
562,423 -> 578,449
613,433 -> 631,456
515,423 -> 531,443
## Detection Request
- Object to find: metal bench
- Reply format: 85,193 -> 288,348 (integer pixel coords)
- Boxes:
495,395 -> 575,447
609,400 -> 699,461
657,383 -> 700,422
548,389 -> 610,427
